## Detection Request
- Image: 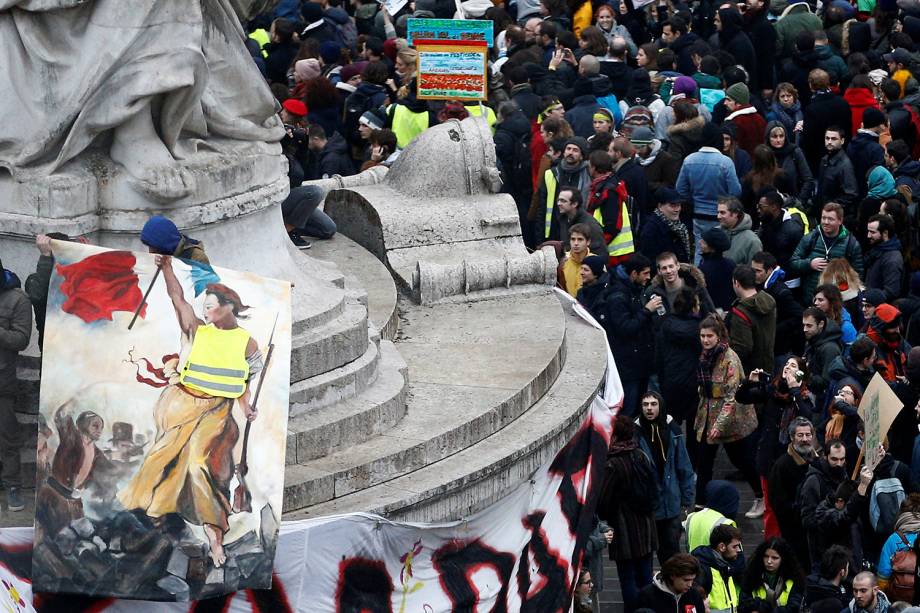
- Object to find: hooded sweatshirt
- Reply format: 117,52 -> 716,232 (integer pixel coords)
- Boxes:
723,213 -> 763,265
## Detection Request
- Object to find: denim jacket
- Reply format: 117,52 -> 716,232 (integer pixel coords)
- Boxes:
676,146 -> 741,219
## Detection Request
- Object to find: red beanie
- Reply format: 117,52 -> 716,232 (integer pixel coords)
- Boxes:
282,98 -> 308,117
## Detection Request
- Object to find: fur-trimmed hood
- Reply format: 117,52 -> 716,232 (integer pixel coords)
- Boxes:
666,114 -> 706,137
649,262 -> 708,290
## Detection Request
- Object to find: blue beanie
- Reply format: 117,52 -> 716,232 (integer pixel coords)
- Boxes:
704,480 -> 740,520
140,216 -> 181,254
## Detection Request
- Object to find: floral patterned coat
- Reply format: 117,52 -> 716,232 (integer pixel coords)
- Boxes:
694,347 -> 758,444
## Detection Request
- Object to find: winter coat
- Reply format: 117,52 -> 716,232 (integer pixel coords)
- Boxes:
803,90 -> 853,172
584,517 -> 612,593
637,573 -> 708,612
699,253 -> 737,311
847,130 -> 887,193
639,212 -> 691,263
768,446 -> 815,555
510,84 -> 542,121
744,7 -> 777,92
805,575 -> 851,610
312,132 -> 355,179
644,263 -> 718,317
635,416 -> 696,519
844,87 -> 881,137
639,145 -> 681,196
670,31 -> 703,77
615,157 -> 651,220
803,319 -> 844,399
766,120 -> 816,203
677,146 -> 743,219
789,226 -> 864,304
696,346 -> 757,444
559,208 -> 607,255
25,254 -> 53,350
263,41 -> 299,85
727,290 -> 776,374
766,270 -> 805,357
717,9 -> 758,86
865,238 -> 905,302
576,279 -> 606,314
817,148 -> 860,213
666,115 -> 706,160
598,441 -> 658,561
799,458 -> 862,564
693,545 -> 744,609
726,106 -> 767,156
603,271 -> 656,382
0,277 -> 31,397
723,213 -> 762,265
494,109 -> 533,206
655,313 -> 703,421
775,3 -> 822,58
564,94 -> 603,139
759,211 -> 805,270
598,60 -> 634,101
737,378 -> 815,475
655,101 -> 712,141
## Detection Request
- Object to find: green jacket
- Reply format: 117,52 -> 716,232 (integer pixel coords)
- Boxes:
789,226 -> 864,303
775,4 -> 822,58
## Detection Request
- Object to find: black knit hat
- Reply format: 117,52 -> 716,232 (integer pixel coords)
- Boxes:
701,226 -> 731,253
582,255 -> 607,278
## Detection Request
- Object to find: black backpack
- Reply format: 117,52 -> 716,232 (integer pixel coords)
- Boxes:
506,131 -> 533,200
343,89 -> 373,146
626,448 -> 661,513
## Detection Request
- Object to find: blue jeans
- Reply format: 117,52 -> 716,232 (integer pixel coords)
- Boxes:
692,218 -> 719,266
282,185 -> 338,239
615,553 -> 653,612
620,378 -> 649,419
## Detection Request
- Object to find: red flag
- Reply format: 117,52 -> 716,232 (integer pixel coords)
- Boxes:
56,251 -> 145,323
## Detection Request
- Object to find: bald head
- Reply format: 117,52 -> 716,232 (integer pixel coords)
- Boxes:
610,37 -> 627,59
579,54 -> 600,76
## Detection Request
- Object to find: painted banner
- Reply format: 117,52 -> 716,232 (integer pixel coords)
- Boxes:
858,373 -> 903,469
417,43 -> 488,101
406,18 -> 494,46
377,0 -> 409,17
1,291 -> 618,612
30,241 -> 292,601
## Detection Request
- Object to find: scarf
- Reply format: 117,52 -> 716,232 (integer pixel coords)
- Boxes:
825,398 -> 852,440
697,341 -> 728,398
638,139 -> 662,166
559,160 -> 589,195
587,172 -> 614,213
894,511 -> 920,535
773,379 -> 810,443
638,415 -> 670,475
769,101 -> 802,136
653,208 -> 691,262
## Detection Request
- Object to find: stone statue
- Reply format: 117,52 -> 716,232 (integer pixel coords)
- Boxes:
0,0 -> 284,201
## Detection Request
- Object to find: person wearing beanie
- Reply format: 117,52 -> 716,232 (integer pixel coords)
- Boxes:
634,126 -> 682,199
866,303 -> 911,383
725,82 -> 767,156
685,480 -> 740,551
0,253 -> 30,513
676,121 -> 742,264
655,75 -> 712,140
140,216 -> 209,264
847,107 -> 888,199
280,98 -> 308,124
698,226 -> 737,311
291,58 -> 322,98
534,136 -> 592,244
576,254 -> 608,312
343,60 -> 390,152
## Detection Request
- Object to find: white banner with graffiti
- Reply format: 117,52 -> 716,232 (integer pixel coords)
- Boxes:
1,292 -> 619,612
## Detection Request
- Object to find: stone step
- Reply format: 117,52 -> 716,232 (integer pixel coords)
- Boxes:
290,300 -> 368,381
285,341 -> 408,469
288,331 -> 380,411
283,297 -> 607,522
281,292 -> 566,512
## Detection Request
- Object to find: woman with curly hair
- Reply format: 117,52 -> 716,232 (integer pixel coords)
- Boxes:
739,537 -> 806,612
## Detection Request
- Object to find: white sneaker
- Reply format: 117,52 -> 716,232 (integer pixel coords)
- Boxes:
745,498 -> 765,519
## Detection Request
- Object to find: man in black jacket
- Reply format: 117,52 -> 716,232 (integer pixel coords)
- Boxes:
756,191 -> 805,270
865,213 -> 905,302
741,0 -> 776,99
639,188 -> 692,264
601,254 -> 658,418
816,126 -> 859,218
805,545 -> 853,609
802,70 -> 853,173
803,307 -> 843,400
752,251 -> 803,358
847,107 -> 888,198
715,8 -> 757,88
504,65 -> 542,120
663,16 -> 702,77
692,524 -> 744,612
307,125 -> 355,180
636,553 -> 707,612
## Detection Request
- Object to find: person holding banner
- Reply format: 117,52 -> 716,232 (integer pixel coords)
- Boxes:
118,256 -> 262,569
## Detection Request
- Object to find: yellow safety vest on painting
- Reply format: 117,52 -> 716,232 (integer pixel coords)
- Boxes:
752,578 -> 794,606
709,568 -> 739,613
390,104 -> 430,149
180,324 -> 250,398
593,200 -> 635,257
544,169 -> 558,239
686,508 -> 736,552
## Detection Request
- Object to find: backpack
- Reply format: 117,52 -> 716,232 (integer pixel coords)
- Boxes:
885,532 -> 917,603
343,88 -> 374,145
870,464 -> 906,536
626,448 -> 661,513
508,130 -> 533,200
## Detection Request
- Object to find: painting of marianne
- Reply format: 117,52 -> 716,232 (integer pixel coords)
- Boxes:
32,241 -> 292,601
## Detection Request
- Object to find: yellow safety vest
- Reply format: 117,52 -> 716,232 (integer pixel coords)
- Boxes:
544,168 -> 558,239
686,508 -> 736,552
709,567 -> 739,613
787,206 -> 810,235
179,324 -> 251,398
751,578 -> 794,607
248,28 -> 270,58
465,104 -> 497,133
389,104 -> 430,149
593,200 -> 635,257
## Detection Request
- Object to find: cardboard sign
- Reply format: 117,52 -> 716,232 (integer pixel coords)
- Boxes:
416,42 -> 488,101
858,373 -> 903,469
377,0 -> 409,16
407,18 -> 494,46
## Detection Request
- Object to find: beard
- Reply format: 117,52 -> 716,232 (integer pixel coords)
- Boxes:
828,464 -> 847,481
793,443 -> 815,458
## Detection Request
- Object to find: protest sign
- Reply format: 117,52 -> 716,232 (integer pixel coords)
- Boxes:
377,0 -> 408,16
858,373 -> 903,469
416,42 -> 488,101
31,241 -> 292,601
407,18 -> 494,46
